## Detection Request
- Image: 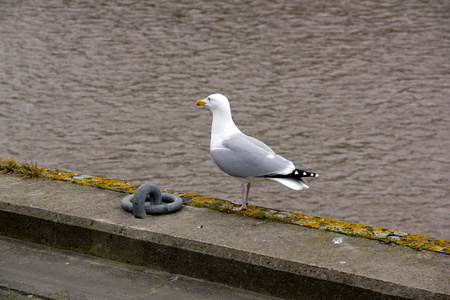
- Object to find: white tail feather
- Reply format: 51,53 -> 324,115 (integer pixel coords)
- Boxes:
267,178 -> 309,190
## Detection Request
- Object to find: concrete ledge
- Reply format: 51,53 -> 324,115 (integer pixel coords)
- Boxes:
45,169 -> 450,254
0,173 -> 449,299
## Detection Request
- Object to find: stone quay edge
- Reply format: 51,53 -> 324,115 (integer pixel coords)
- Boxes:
0,172 -> 449,299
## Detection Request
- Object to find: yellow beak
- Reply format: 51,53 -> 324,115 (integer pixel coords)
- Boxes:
196,99 -> 206,106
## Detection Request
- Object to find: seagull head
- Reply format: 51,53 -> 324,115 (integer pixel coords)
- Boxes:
195,93 -> 230,112
196,93 -> 240,137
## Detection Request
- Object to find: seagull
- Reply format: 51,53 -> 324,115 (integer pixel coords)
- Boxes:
195,93 -> 318,211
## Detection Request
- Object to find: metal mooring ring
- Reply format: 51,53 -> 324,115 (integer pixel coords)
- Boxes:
121,183 -> 182,218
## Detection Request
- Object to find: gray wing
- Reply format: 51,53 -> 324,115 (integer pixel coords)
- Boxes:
210,134 -> 295,178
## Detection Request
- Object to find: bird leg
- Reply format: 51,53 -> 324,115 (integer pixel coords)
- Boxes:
231,183 -> 246,206
232,183 -> 251,211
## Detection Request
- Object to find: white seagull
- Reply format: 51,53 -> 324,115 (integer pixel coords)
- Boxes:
195,93 -> 318,211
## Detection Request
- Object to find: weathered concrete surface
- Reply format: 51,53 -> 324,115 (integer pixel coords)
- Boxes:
45,169 -> 450,254
0,236 -> 279,300
0,173 -> 448,299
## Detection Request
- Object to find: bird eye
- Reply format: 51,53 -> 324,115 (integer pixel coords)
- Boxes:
207,97 -> 210,100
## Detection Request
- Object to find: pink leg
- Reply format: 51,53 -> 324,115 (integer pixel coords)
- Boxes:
231,183 -> 246,206
244,183 -> 251,205
232,183 -> 251,211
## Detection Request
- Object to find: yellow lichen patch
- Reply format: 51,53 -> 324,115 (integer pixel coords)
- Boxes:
394,234 -> 449,253
55,173 -> 77,180
93,177 -> 132,189
43,169 -> 137,194
183,193 -> 197,197
190,195 -> 219,203
104,175 -> 122,183
74,179 -> 95,186
246,205 -> 267,212
47,170 -> 78,180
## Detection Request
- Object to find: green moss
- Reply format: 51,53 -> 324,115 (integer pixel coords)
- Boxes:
346,231 -> 371,239
189,201 -> 204,208
252,211 -> 270,220
249,211 -> 292,223
410,244 -> 426,251
210,203 -> 233,213
321,227 -> 334,232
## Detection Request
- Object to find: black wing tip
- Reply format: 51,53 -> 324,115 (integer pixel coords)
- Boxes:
294,169 -> 319,178
264,169 -> 319,179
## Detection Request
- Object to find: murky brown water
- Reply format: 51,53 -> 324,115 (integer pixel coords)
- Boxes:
1,0 -> 449,239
